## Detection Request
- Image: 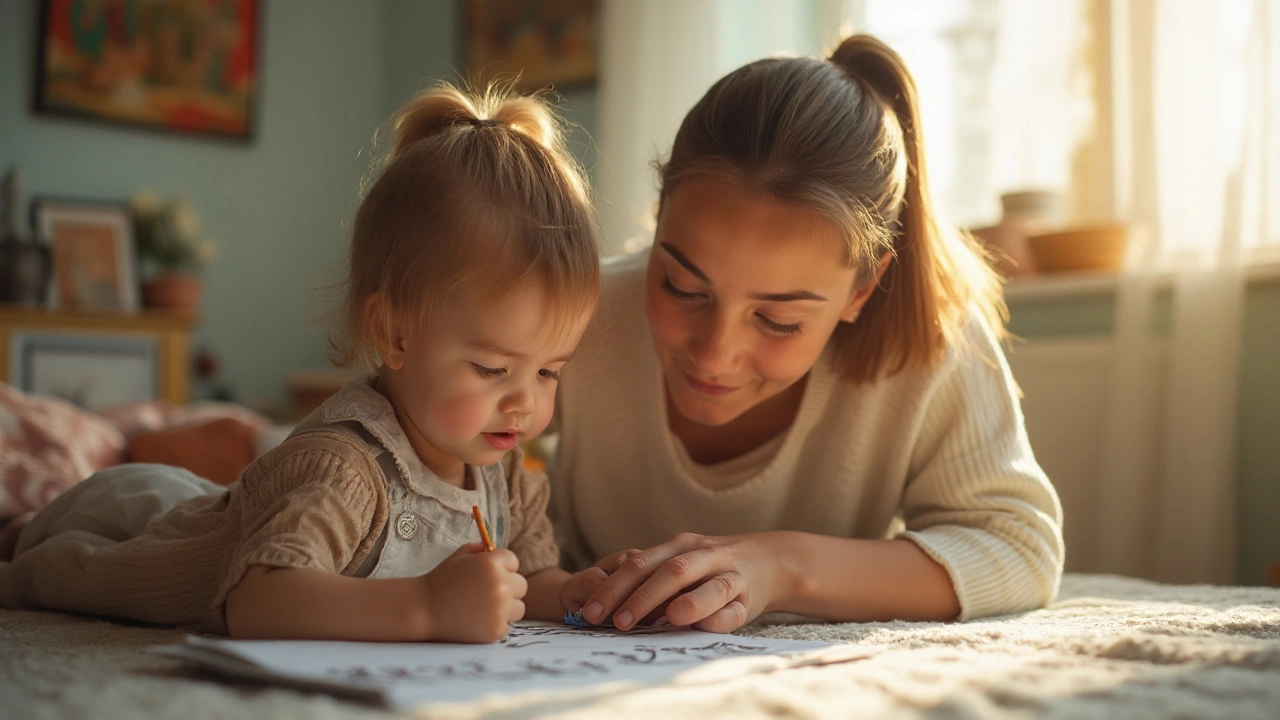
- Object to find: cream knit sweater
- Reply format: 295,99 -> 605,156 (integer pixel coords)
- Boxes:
549,250 -> 1064,620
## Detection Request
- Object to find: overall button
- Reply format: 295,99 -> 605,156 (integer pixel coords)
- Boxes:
395,511 -> 417,540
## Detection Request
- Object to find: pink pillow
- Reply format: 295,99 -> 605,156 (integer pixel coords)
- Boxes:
0,383 -> 126,521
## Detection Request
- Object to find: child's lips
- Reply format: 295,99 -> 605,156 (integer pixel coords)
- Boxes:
482,430 -> 521,450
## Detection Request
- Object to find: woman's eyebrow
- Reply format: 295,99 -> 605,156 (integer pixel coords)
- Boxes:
659,242 -> 828,303
748,289 -> 828,302
659,242 -> 710,283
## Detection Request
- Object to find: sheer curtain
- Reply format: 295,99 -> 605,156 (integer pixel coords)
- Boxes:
1095,0 -> 1276,585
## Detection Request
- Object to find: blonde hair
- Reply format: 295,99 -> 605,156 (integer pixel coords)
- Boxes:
658,34 -> 1005,384
329,82 -> 600,371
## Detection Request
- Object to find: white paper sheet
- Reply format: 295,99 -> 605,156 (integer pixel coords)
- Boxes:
155,621 -> 860,710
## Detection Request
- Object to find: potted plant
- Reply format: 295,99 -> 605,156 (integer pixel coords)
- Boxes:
131,192 -> 217,314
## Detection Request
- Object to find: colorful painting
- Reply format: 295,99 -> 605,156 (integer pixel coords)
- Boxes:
35,0 -> 259,140
464,0 -> 598,92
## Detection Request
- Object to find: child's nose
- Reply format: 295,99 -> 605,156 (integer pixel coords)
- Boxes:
500,384 -> 535,417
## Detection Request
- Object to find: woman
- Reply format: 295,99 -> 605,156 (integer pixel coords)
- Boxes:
552,34 -> 1063,633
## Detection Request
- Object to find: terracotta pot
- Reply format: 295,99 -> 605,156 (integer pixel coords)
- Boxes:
142,274 -> 203,314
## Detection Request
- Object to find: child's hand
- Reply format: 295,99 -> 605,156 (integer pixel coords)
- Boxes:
421,542 -> 527,643
560,566 -> 610,615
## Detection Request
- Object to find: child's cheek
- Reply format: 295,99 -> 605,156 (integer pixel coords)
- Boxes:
437,392 -> 493,436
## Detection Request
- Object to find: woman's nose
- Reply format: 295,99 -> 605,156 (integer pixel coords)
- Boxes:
687,312 -> 742,377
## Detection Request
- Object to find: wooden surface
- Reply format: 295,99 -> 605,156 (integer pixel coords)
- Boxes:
0,304 -> 200,405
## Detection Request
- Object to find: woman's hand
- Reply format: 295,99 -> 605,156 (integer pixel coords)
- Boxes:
421,543 -> 527,643
569,532 -> 793,633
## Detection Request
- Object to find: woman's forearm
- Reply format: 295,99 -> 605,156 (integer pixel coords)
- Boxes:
768,532 -> 961,622
224,565 -> 431,640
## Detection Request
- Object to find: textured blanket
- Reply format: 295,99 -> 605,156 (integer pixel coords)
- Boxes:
2,574 -> 1278,719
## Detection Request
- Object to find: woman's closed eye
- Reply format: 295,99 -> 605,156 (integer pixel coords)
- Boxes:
660,274 -> 704,301
757,314 -> 803,336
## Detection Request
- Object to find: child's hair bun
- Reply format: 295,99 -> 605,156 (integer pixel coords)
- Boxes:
391,83 -> 563,161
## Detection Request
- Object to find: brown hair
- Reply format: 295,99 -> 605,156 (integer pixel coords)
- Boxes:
658,34 -> 1005,384
329,82 -> 600,371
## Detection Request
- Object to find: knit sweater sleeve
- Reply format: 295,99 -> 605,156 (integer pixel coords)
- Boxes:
895,317 -> 1065,620
503,447 -> 561,577
213,432 -> 389,620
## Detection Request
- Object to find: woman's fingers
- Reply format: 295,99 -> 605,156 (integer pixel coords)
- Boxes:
583,535 -> 708,624
594,548 -> 643,574
692,599 -> 748,634
663,571 -> 744,627
601,545 -> 723,630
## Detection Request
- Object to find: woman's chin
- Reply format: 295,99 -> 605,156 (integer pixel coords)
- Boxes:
669,393 -> 746,427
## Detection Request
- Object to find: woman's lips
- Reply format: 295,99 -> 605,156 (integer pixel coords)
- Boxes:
682,371 -> 739,396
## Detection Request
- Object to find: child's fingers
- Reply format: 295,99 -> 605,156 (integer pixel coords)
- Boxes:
507,570 -> 528,599
507,599 -> 526,624
562,567 -> 608,611
492,548 -> 520,573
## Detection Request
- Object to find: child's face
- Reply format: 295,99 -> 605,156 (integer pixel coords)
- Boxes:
378,282 -> 591,481
646,174 -> 877,428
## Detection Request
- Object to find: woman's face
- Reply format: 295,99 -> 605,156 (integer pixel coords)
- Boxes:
646,175 -> 878,427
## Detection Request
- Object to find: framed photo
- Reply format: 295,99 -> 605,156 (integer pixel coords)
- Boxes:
32,199 -> 140,312
34,0 -> 260,141
10,331 -> 157,411
463,0 -> 598,92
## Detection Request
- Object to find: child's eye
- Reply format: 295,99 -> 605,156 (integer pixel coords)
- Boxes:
758,314 -> 803,336
660,275 -> 703,301
538,368 -> 561,382
471,363 -> 506,379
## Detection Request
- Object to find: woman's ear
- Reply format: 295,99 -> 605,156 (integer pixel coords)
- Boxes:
364,293 -> 406,370
840,252 -> 894,323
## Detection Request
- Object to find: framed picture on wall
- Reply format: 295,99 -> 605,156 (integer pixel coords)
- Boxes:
32,198 -> 140,312
10,331 -> 157,411
463,0 -> 599,92
33,0 -> 261,141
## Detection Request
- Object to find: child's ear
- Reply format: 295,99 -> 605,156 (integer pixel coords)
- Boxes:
364,293 -> 407,370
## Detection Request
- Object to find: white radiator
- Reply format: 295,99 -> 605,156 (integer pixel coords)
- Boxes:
1007,338 -> 1169,573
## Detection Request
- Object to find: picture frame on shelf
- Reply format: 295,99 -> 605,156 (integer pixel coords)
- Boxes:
33,0 -> 261,142
10,331 -> 157,411
31,198 -> 139,312
462,0 -> 599,92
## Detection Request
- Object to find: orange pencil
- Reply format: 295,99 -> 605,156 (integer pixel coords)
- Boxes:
471,505 -> 495,552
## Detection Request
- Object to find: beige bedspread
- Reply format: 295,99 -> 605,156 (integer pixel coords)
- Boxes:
2,573 -> 1278,719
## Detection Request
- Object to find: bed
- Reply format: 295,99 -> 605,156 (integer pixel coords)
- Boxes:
2,573 -> 1277,719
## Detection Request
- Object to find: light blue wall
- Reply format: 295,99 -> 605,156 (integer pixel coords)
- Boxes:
1,0 -> 600,409
1,0 -> 385,407
381,0 -> 599,179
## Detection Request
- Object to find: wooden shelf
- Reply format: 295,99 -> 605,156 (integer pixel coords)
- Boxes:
0,304 -> 201,406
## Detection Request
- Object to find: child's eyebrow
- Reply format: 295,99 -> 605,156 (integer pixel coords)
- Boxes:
659,242 -> 828,303
467,341 -> 574,364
